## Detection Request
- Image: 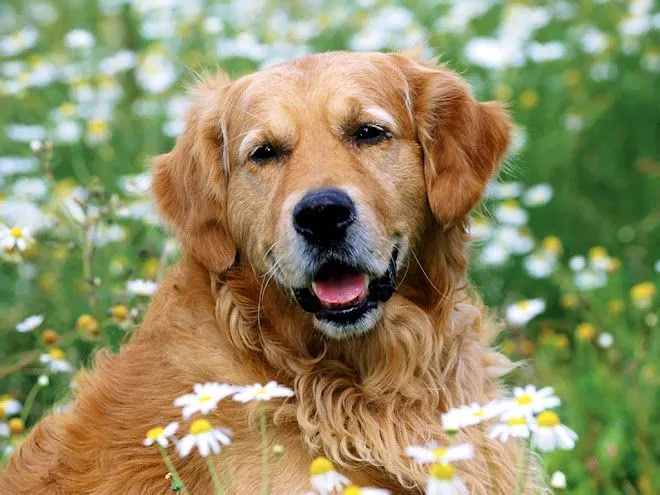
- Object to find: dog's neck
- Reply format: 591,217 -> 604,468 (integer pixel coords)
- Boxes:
208,225 -> 513,489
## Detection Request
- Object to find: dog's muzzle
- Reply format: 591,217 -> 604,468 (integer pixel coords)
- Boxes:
293,248 -> 398,326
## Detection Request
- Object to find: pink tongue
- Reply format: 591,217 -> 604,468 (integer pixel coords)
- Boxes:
314,272 -> 366,305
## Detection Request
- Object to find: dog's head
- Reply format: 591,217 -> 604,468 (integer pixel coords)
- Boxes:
153,52 -> 510,339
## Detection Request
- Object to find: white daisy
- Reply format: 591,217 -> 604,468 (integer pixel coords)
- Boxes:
0,395 -> 22,418
309,457 -> 350,495
568,255 -> 586,271
596,332 -> 614,349
127,279 -> 158,297
503,385 -> 560,419
574,269 -> 607,291
0,27 -> 39,57
232,381 -> 294,403
486,181 -> 523,199
0,422 -> 9,437
406,442 -> 474,465
588,247 -> 612,271
523,253 -> 556,279
494,227 -> 535,254
15,314 -> 44,332
441,401 -> 505,432
530,411 -> 578,452
505,299 -> 545,326
143,422 -> 179,448
425,463 -> 468,495
1,225 -> 34,253
136,47 -> 177,94
174,382 -> 236,420
522,184 -> 553,207
64,29 -> 95,50
550,470 -> 567,490
39,348 -> 74,373
480,242 -> 510,266
85,118 -> 111,146
494,200 -> 528,226
489,417 -> 531,443
177,418 -> 232,458
468,215 -> 492,239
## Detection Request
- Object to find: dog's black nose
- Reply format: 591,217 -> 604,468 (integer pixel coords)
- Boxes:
293,188 -> 355,244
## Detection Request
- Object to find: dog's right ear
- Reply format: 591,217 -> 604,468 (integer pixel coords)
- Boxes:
151,74 -> 236,274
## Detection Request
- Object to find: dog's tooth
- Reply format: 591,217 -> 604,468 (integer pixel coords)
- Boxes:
363,273 -> 369,288
311,281 -> 318,295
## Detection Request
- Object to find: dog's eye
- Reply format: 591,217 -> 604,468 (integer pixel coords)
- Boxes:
250,144 -> 278,163
354,124 -> 390,144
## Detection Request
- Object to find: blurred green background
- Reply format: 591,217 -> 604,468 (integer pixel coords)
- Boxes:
0,1 -> 658,493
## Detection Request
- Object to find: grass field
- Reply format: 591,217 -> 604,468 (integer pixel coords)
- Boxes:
0,1 -> 658,493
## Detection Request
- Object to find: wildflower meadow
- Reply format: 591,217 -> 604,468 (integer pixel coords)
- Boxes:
0,1 -> 658,494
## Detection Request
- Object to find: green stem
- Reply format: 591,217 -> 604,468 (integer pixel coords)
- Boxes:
206,456 -> 224,495
20,380 -> 43,423
260,402 -> 269,495
515,438 -> 531,495
219,450 -> 234,492
157,445 -> 190,495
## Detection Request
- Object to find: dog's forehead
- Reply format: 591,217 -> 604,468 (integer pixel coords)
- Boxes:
229,53 -> 408,127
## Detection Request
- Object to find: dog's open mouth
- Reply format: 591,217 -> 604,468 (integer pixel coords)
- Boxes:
293,249 -> 398,326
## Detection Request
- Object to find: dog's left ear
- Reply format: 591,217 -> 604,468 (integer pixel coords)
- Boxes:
394,54 -> 511,226
151,74 -> 236,274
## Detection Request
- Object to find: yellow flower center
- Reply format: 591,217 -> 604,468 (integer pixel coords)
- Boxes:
49,348 -> 65,360
542,236 -> 562,254
517,301 -> 530,311
432,447 -> 447,459
255,388 -> 268,397
190,418 -> 213,435
77,314 -> 99,331
146,426 -> 165,440
520,89 -> 539,109
515,394 -> 533,406
472,410 -> 484,418
111,304 -> 129,320
343,486 -> 361,495
588,246 -> 607,260
507,417 -> 526,426
60,102 -> 76,118
197,394 -> 213,403
576,323 -> 596,341
502,199 -> 520,210
631,282 -> 656,301
9,417 -> 24,434
9,227 -> 23,238
608,257 -> 621,272
430,463 -> 455,481
537,411 -> 560,427
310,456 -> 334,476
87,119 -> 108,136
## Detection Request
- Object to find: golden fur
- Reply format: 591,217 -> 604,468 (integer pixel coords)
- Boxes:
1,52 -> 537,494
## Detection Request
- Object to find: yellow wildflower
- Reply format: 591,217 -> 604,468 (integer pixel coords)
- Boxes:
576,323 -> 596,341
630,282 -> 656,310
520,89 -> 539,109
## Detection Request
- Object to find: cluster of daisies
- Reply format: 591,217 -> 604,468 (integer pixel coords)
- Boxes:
143,382 -> 574,494
143,381 -> 293,459
307,384 -> 576,495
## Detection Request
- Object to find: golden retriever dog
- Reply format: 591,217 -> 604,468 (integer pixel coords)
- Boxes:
1,51 -> 534,494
